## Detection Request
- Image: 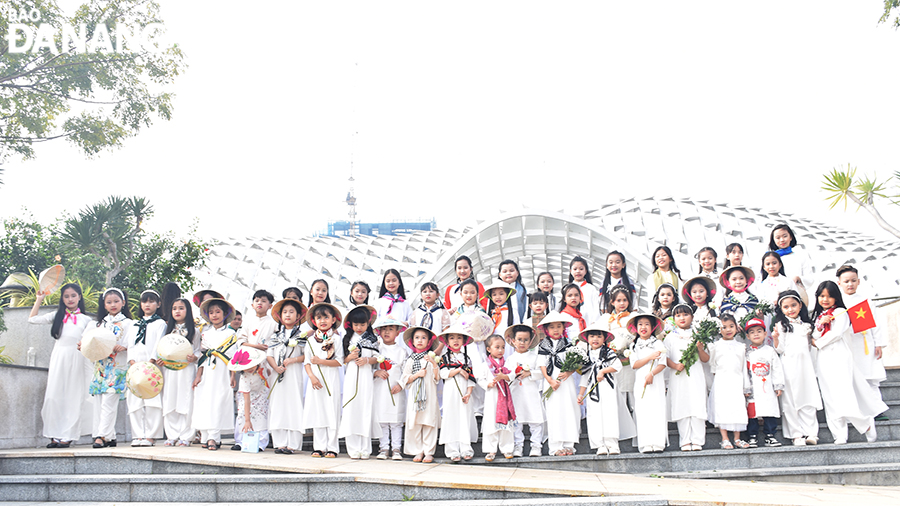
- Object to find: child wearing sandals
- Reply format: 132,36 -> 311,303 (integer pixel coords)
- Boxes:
577,321 -> 622,455
477,335 -> 518,461
266,298 -> 308,455
703,314 -> 750,449
302,302 -> 343,458
401,326 -> 441,463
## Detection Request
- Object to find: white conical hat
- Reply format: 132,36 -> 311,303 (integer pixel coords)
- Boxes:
38,264 -> 65,295
80,326 -> 117,362
156,332 -> 194,370
125,361 -> 164,399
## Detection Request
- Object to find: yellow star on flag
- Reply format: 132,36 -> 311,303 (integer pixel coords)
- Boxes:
855,308 -> 867,319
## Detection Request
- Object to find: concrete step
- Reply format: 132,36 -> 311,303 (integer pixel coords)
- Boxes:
878,381 -> 900,401
655,462 -> 900,487
0,500 -> 667,506
815,399 -> 898,423
465,440 -> 900,475
0,473 -> 629,504
886,368 -> 900,382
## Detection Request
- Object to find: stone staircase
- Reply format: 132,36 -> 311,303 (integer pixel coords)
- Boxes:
468,368 -> 900,486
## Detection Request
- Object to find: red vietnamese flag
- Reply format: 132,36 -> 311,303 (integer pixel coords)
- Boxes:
849,300 -> 877,334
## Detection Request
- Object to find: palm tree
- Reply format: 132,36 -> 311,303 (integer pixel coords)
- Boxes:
60,196 -> 154,286
821,164 -> 900,240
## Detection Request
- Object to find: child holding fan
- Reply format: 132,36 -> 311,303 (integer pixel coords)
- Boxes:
125,289 -> 167,446
192,298 -> 239,451
161,298 -> 200,447
88,288 -> 134,448
29,283 -> 92,449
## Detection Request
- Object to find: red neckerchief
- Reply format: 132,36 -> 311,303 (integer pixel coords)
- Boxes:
491,306 -> 508,332
562,305 -> 586,332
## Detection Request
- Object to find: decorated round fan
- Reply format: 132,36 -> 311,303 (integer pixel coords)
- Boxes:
38,264 -> 65,296
126,361 -> 164,399
455,311 -> 495,342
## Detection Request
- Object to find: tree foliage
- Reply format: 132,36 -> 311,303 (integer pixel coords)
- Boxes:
0,199 -> 209,309
882,1 -> 900,29
0,0 -> 185,163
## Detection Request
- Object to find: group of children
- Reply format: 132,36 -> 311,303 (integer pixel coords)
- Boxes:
29,223 -> 889,460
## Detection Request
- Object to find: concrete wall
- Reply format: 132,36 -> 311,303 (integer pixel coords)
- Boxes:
0,306 -> 62,368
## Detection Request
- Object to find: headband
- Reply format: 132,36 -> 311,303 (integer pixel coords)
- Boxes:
656,283 -> 676,293
673,303 -> 694,314
103,287 -> 125,299
141,289 -> 160,298
777,293 -> 802,306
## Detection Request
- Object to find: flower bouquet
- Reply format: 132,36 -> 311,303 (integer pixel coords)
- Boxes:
376,355 -> 396,405
677,316 -> 721,376
542,346 -> 588,400
739,298 -> 775,329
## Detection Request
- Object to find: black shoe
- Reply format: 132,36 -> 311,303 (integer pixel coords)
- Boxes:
747,436 -> 758,448
231,444 -> 241,451
92,438 -> 104,449
764,435 -> 781,447
47,441 -> 59,448
107,440 -> 117,447
875,414 -> 889,421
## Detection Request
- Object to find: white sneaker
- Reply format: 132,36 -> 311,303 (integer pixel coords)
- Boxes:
529,447 -> 542,457
131,439 -> 143,447
806,436 -> 818,445
833,439 -> 847,445
140,439 -> 153,447
793,438 -> 806,446
376,450 -> 388,460
596,447 -> 609,456
608,445 -> 621,455
513,445 -> 523,457
866,426 -> 878,443
392,450 -> 403,461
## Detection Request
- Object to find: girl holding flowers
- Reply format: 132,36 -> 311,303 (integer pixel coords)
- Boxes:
438,325 -> 477,462
373,316 -> 409,460
266,298 -> 307,455
338,305 -> 380,459
302,302 -> 343,458
538,311 -> 582,456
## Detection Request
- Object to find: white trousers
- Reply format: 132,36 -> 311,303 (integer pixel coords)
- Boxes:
345,434 -> 371,457
444,440 -> 474,459
92,393 -> 119,440
781,405 -> 819,440
482,429 -> 515,454
129,407 -> 164,440
379,423 -> 403,451
404,423 -> 437,456
270,429 -> 301,450
676,417 -> 706,447
514,423 -> 544,448
826,414 -> 875,443
200,429 -> 221,444
548,438 -> 577,454
312,427 -> 338,453
164,412 -> 194,441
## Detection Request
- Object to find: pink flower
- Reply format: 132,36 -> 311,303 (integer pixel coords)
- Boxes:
231,349 -> 251,366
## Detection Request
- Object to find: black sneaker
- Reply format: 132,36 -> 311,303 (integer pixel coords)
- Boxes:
764,435 -> 781,447
747,436 -> 758,448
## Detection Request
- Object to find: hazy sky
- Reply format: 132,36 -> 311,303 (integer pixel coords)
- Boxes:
2,1 -> 900,243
